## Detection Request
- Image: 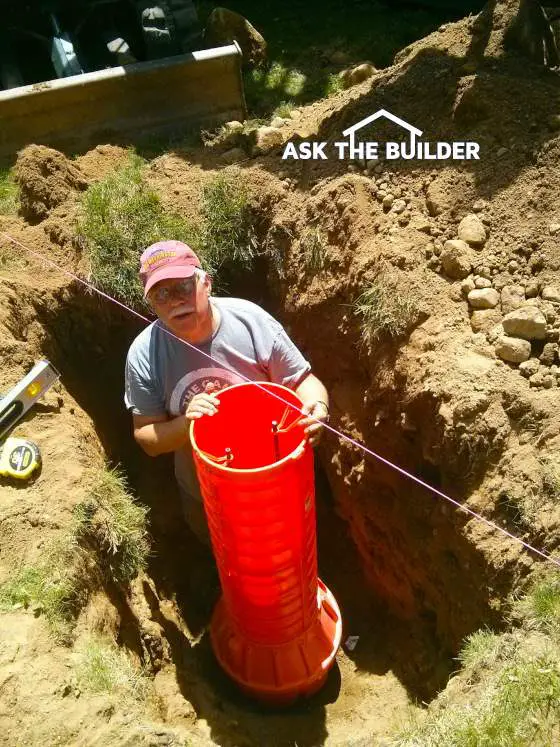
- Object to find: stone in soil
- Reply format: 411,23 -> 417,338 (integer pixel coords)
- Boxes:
458,214 -> 487,247
468,288 -> 499,309
502,306 -> 547,340
495,336 -> 531,364
501,285 -> 525,314
519,358 -> 541,378
541,286 -> 560,304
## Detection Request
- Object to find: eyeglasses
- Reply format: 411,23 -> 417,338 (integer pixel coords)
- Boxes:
150,277 -> 197,305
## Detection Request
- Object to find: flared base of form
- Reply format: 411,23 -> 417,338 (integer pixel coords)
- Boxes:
210,579 -> 342,705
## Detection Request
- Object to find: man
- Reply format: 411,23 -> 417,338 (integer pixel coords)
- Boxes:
124,240 -> 330,544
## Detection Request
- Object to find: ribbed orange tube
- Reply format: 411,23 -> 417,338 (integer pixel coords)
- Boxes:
191,382 -> 341,704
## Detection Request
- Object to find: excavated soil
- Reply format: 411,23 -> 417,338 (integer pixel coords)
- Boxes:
2,6 -> 560,746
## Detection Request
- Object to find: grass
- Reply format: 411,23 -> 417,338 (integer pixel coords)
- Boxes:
517,576 -> 560,637
0,466 -> 149,641
271,100 -> 296,119
74,466 -> 150,586
397,576 -> 560,746
0,168 -> 19,215
76,151 -> 197,307
353,276 -> 422,344
77,156 -> 257,302
75,633 -> 150,701
0,542 -> 87,642
300,226 -> 328,272
198,173 -> 257,275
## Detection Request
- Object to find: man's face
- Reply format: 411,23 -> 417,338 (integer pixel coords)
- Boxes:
148,273 -> 212,339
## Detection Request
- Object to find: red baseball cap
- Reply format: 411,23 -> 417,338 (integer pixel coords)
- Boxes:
140,241 -> 202,297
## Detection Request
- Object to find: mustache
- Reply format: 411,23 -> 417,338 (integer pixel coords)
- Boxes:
170,307 -> 196,319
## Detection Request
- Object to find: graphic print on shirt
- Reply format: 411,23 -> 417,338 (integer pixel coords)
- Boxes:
169,367 -> 244,415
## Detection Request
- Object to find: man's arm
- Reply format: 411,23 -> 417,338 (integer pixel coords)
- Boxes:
295,373 -> 329,446
133,388 -> 220,457
133,412 -> 189,457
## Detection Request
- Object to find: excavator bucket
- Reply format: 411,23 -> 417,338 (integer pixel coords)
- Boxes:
0,43 -> 246,158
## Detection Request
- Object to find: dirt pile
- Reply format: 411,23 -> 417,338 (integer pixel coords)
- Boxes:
14,146 -> 88,225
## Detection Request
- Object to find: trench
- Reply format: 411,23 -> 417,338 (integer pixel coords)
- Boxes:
28,260 -> 507,744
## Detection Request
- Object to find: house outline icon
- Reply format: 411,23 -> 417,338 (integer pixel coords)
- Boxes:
342,108 -> 423,154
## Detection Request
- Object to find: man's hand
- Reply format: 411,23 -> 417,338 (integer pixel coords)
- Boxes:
185,383 -> 220,421
300,400 -> 329,447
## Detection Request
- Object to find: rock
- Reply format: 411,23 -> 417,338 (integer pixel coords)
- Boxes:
529,372 -> 545,388
220,147 -> 246,164
470,309 -> 502,333
270,116 -> 288,129
495,336 -> 531,363
519,358 -> 540,378
441,240 -> 473,280
487,323 -> 504,344
474,277 -> 492,289
472,199 -> 487,212
525,280 -> 540,298
392,199 -> 406,214
410,215 -> 431,233
340,63 -> 377,88
458,214 -> 487,246
224,120 -> 243,132
543,375 -> 554,389
461,276 -> 476,295
252,126 -> 284,154
540,343 -> 558,366
549,224 -> 560,236
502,306 -> 547,340
501,285 -> 525,314
205,8 -> 267,68
383,195 -> 394,211
542,286 -> 560,304
543,305 -> 558,325
468,288 -> 500,309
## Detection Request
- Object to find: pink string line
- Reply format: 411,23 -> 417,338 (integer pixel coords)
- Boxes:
2,230 -> 560,570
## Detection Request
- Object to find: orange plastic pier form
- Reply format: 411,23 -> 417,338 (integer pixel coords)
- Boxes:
190,382 -> 342,704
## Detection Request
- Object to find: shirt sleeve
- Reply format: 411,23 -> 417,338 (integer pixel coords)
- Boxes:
268,326 -> 311,389
124,345 -> 166,417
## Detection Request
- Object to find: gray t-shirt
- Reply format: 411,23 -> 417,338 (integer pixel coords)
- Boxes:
124,297 -> 311,499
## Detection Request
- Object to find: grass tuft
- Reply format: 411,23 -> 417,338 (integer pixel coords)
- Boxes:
397,573 -> 560,746
354,276 -> 422,344
74,467 -> 150,586
0,168 -> 19,215
76,633 -> 150,701
198,174 -> 257,275
0,465 -> 149,642
300,226 -> 328,272
518,577 -> 560,636
76,152 -> 197,307
0,545 -> 87,642
458,629 -> 513,673
271,101 -> 295,120
325,72 -> 345,97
